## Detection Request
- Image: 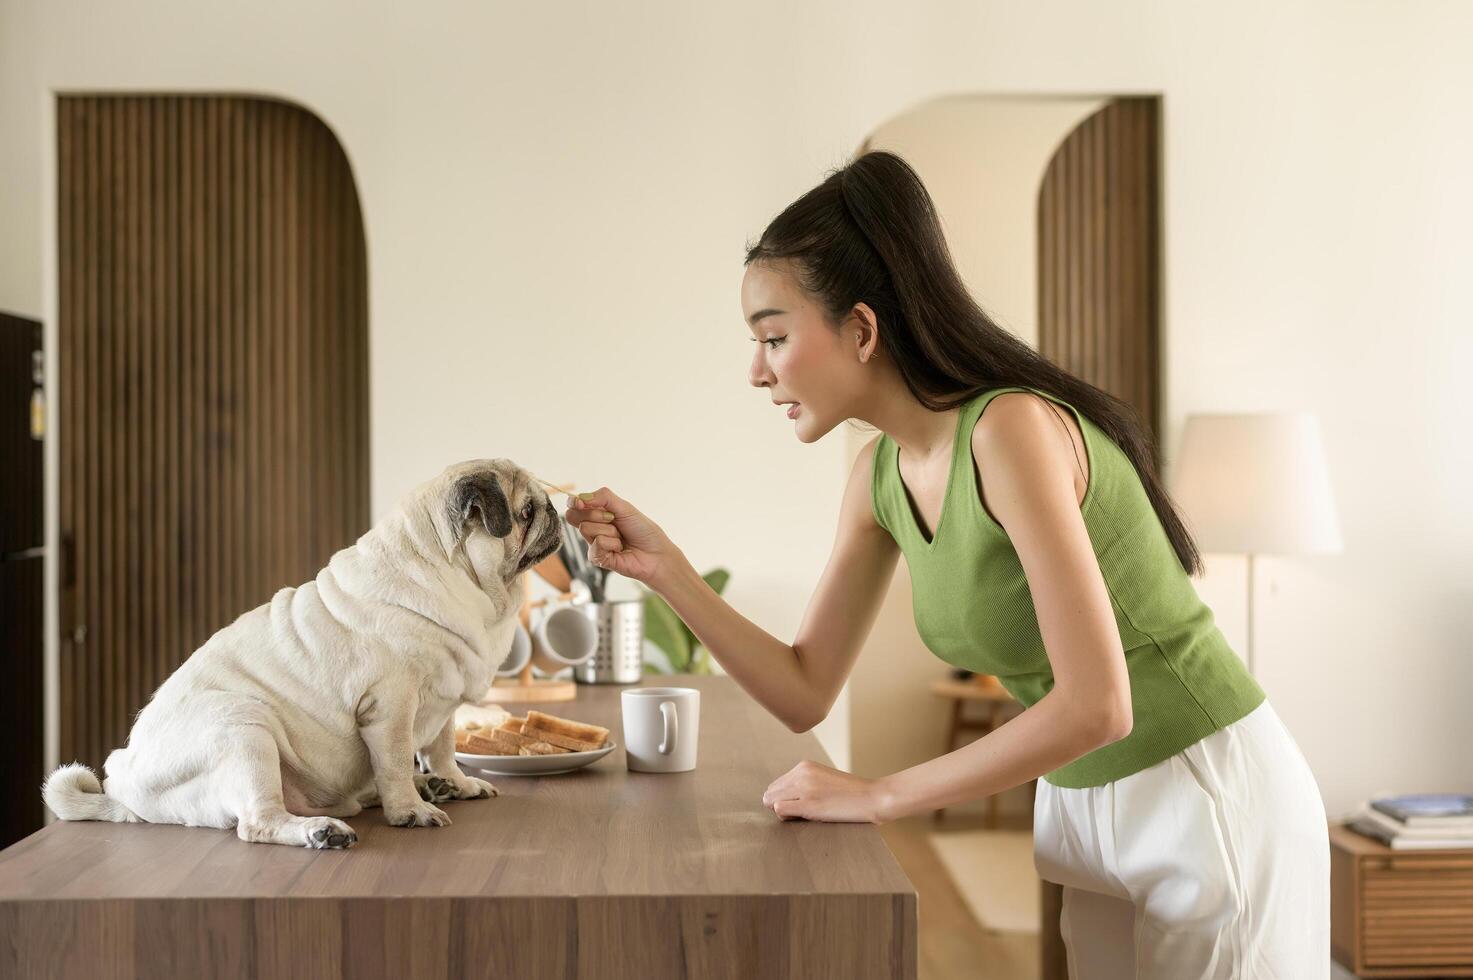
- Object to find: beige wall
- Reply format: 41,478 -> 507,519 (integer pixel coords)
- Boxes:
3,1 -> 1471,817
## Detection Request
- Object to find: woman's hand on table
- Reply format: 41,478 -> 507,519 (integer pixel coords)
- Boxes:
564,487 -> 684,589
762,760 -> 897,825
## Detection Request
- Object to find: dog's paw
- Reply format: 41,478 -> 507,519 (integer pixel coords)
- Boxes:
303,817 -> 358,850
385,800 -> 451,828
414,773 -> 456,803
451,774 -> 498,800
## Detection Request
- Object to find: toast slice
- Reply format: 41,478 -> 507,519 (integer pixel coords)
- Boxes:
517,740 -> 564,756
525,710 -> 610,746
457,729 -> 523,756
491,724 -> 571,753
522,725 -> 607,753
496,716 -> 527,734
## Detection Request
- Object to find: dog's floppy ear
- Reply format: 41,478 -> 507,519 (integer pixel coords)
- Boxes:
450,472 -> 513,539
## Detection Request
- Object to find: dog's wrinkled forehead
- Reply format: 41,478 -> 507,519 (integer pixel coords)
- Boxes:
440,459 -> 539,539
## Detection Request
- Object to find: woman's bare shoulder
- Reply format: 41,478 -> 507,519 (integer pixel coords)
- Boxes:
970,391 -> 1087,515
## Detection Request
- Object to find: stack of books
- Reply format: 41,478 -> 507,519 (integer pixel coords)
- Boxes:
1347,793 -> 1473,849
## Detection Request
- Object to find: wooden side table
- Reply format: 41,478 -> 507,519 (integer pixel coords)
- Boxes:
1331,821 -> 1473,977
929,676 -> 1030,824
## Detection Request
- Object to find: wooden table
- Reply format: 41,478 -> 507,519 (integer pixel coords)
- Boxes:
0,675 -> 916,979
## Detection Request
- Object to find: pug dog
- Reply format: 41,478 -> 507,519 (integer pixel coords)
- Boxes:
41,459 -> 564,849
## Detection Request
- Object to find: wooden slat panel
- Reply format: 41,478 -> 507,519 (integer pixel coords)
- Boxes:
57,95 -> 370,771
205,97 -> 221,655
1366,951 -> 1473,968
1368,909 -> 1473,921
1373,857 -> 1473,873
57,100 -> 74,769
102,97 -> 118,759
1367,877 -> 1473,890
1036,96 -> 1163,980
1037,97 -> 1161,444
1366,924 -> 1473,939
126,96 -> 144,735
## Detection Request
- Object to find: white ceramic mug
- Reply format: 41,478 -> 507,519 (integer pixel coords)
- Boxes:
495,623 -> 532,677
530,604 -> 598,675
621,687 -> 700,773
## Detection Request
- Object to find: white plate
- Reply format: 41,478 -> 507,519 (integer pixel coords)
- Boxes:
455,741 -> 617,776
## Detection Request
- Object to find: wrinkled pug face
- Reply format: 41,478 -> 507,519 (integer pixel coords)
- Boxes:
441,459 -> 564,578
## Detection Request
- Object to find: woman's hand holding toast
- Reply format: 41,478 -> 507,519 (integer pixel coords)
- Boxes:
564,487 -> 687,591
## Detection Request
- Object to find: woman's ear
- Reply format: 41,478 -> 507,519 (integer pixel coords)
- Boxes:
849,303 -> 881,363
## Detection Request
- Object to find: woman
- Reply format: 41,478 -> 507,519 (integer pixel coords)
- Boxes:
566,151 -> 1329,978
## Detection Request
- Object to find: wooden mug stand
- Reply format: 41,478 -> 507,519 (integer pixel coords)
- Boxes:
477,590 -> 579,705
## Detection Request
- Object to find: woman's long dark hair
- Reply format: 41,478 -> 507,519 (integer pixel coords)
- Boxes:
745,150 -> 1203,576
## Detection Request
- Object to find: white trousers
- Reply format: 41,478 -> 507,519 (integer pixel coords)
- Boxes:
1032,700 -> 1330,979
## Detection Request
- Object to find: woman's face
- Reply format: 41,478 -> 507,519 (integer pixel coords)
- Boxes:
741,260 -> 867,444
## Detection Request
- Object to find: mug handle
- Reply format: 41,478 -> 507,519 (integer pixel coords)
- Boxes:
658,701 -> 678,755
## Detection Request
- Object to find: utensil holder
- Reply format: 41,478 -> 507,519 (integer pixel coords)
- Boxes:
573,599 -> 645,685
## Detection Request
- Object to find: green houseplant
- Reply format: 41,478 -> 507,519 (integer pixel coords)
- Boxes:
642,568 -> 729,675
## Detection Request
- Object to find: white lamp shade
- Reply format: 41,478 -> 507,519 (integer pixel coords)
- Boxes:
1169,412 -> 1343,556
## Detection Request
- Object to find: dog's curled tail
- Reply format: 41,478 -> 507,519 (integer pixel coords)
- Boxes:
42,763 -> 142,823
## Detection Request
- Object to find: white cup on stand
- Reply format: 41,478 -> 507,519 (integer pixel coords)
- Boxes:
529,604 -> 598,676
495,623 -> 532,677
621,687 -> 700,773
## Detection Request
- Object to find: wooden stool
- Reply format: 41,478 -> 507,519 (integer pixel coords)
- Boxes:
929,675 -> 1032,825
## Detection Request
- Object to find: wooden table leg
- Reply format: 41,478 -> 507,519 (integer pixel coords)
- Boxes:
933,698 -> 966,823
985,702 -> 1003,829
1041,879 -> 1067,979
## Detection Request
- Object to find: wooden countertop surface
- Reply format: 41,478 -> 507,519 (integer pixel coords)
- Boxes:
1,675 -> 913,900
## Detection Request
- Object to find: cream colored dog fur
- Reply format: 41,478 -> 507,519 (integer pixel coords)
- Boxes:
41,459 -> 564,849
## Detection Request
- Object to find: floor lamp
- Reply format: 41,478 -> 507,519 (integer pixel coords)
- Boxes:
1169,412 -> 1343,675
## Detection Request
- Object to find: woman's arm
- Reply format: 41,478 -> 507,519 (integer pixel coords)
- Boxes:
762,686 -> 1124,822
763,393 -> 1134,822
566,438 -> 898,733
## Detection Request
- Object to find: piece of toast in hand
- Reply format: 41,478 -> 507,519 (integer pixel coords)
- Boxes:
524,707 -> 609,745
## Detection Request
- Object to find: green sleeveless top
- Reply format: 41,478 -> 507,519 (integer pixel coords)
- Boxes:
870,386 -> 1265,788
